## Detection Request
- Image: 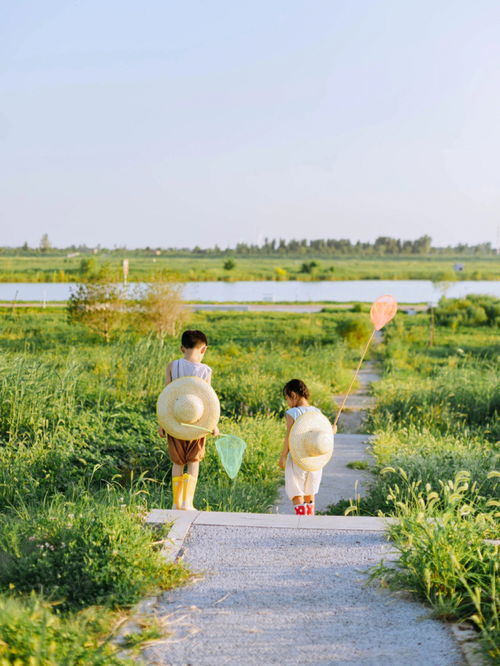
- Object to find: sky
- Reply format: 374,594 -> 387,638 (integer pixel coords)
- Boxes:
1,0 -> 500,249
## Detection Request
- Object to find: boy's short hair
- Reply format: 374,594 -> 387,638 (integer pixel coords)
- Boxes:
181,329 -> 208,349
283,379 -> 310,399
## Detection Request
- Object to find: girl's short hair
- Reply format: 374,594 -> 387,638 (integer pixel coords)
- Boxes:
283,379 -> 310,399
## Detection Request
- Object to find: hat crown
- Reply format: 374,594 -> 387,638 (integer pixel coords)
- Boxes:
173,394 -> 204,424
303,429 -> 332,457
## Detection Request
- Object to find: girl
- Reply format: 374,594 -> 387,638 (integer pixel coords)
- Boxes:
279,379 -> 336,515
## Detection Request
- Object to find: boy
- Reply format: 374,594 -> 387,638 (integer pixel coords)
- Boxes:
159,329 -> 219,509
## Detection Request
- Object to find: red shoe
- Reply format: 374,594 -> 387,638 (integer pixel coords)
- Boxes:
294,504 -> 306,516
306,502 -> 315,516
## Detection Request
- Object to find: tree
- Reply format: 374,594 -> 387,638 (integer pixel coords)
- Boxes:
40,234 -> 51,252
131,282 -> 186,343
67,283 -> 126,343
223,259 -> 236,270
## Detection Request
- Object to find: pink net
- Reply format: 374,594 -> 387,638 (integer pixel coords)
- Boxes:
370,295 -> 398,331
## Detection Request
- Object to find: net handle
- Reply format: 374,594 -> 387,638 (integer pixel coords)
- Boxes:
180,422 -> 228,437
333,328 -> 375,428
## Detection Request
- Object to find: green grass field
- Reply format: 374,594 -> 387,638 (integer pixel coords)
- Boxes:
1,253 -> 499,282
0,306 -> 365,659
0,302 -> 498,659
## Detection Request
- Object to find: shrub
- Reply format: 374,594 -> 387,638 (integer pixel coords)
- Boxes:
67,283 -> 127,342
0,496 -> 187,610
435,294 -> 500,328
336,317 -> 372,348
131,282 -> 186,342
223,259 -> 236,270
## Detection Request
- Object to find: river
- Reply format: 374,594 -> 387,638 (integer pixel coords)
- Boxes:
1,280 -> 499,303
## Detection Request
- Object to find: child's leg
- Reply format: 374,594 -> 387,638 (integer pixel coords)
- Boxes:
172,463 -> 184,477
182,461 -> 200,510
292,495 -> 306,515
171,464 -> 185,510
304,494 -> 315,515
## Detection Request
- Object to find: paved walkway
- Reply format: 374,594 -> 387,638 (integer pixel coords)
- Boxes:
142,512 -> 462,665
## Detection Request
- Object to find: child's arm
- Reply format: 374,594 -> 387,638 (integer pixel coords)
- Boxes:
278,414 -> 294,469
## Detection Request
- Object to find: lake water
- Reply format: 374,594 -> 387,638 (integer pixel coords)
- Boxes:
1,280 -> 499,303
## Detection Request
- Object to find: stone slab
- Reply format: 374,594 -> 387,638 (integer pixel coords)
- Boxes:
145,509 -> 390,532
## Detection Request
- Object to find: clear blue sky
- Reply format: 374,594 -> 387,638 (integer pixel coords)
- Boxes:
1,1 -> 499,249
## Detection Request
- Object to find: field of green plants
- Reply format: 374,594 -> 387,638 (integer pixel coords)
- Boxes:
1,297 -> 498,661
1,253 -> 499,282
0,306 -> 362,662
326,303 -> 499,660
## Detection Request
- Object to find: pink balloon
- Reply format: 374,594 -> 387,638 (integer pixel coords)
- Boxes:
370,295 -> 398,330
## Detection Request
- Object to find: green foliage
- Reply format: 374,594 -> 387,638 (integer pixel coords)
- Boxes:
2,253 -> 500,282
0,496 -> 188,610
338,316 -> 500,660
299,260 -> 318,274
223,258 -> 236,270
67,283 -> 127,342
336,316 -> 372,348
0,594 -> 132,665
436,294 -> 500,328
371,470 -> 499,660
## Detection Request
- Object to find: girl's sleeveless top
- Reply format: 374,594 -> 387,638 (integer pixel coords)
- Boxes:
286,405 -> 320,422
171,358 -> 212,382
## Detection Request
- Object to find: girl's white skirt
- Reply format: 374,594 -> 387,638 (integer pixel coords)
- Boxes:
285,454 -> 322,499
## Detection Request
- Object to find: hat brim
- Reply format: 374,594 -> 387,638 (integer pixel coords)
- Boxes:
157,376 -> 220,440
289,410 -> 334,472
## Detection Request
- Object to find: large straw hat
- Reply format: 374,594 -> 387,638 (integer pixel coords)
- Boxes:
157,376 -> 220,440
289,410 -> 334,472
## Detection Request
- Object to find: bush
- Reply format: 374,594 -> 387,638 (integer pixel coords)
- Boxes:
336,317 -> 372,348
436,294 -> 500,328
131,282 -> 186,342
223,259 -> 236,270
67,283 -> 127,342
0,496 -> 187,610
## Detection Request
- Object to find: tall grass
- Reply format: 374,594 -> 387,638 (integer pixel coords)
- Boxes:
340,316 -> 500,660
371,470 -> 499,660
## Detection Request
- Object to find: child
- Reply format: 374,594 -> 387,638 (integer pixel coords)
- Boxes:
279,379 -> 336,515
159,329 -> 219,510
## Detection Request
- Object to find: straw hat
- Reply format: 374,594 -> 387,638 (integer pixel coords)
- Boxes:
157,376 -> 220,440
289,410 -> 334,472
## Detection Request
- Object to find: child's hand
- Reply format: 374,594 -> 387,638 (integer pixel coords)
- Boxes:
332,424 -> 337,435
212,425 -> 220,437
278,454 -> 287,470
158,426 -> 166,438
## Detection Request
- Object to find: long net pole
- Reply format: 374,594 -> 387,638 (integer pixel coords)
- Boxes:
333,328 -> 376,428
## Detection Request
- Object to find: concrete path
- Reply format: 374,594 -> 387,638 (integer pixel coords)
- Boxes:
142,511 -> 462,665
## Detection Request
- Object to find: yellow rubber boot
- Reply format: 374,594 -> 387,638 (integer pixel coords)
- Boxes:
172,476 -> 184,510
182,473 -> 198,510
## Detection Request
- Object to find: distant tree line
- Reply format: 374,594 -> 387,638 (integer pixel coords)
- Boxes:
1,234 -> 496,257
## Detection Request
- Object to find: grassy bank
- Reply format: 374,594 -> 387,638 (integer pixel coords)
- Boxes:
1,254 -> 499,282
0,307 -> 364,659
326,315 -> 499,659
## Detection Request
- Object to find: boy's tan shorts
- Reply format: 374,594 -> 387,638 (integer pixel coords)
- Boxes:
167,435 -> 206,465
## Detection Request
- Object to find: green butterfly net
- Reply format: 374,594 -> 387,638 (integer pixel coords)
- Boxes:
215,434 -> 247,479
179,423 -> 247,480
